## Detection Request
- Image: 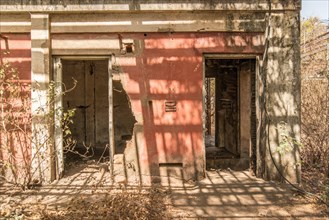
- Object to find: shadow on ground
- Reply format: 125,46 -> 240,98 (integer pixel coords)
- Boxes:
0,165 -> 327,219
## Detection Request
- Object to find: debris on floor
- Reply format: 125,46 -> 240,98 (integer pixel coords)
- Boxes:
0,188 -> 173,220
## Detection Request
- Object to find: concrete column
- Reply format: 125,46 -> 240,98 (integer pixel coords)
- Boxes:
265,11 -> 301,183
30,14 -> 52,183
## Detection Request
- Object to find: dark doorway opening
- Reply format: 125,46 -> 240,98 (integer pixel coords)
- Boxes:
62,60 -> 109,163
204,58 -> 256,170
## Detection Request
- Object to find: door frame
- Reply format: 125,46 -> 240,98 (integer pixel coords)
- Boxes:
52,55 -> 114,179
202,54 -> 260,168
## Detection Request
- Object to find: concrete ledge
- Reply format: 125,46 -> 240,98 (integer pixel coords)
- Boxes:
0,11 -> 267,33
0,0 -> 301,12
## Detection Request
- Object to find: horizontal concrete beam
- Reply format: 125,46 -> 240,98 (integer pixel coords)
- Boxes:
0,0 -> 301,12
0,13 -> 31,33
0,12 -> 266,33
50,12 -> 266,33
51,37 -> 121,55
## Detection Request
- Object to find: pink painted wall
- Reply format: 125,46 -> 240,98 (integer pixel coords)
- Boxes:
53,32 -> 264,180
0,34 -> 31,80
0,34 -> 32,181
114,32 -> 264,179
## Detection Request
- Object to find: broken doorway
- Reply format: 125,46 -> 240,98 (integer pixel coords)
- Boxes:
204,58 -> 256,170
112,78 -> 136,154
62,60 -> 109,158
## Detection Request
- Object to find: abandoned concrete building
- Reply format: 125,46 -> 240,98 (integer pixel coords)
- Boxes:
0,0 -> 302,185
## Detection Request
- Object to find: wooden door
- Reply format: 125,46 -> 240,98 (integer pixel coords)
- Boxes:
62,60 -> 109,149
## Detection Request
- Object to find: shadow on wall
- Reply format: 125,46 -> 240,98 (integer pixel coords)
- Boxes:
1,31 -> 270,186
109,32 -> 265,185
112,29 -> 299,185
0,34 -> 32,185
262,12 -> 301,182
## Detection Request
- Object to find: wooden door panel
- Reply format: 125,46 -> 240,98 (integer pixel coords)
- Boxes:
62,60 -> 86,146
84,61 -> 95,147
94,60 -> 109,147
62,60 -> 109,149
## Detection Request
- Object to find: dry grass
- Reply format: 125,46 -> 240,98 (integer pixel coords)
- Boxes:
301,79 -> 329,176
1,188 -> 172,220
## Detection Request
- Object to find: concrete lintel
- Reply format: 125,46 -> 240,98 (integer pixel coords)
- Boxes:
51,49 -> 120,56
55,55 -> 111,60
204,54 -> 260,59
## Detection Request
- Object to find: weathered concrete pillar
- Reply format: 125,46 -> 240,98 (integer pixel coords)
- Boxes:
30,14 -> 52,183
264,11 -> 301,183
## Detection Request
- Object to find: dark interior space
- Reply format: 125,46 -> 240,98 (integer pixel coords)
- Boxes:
205,58 -> 256,170
61,60 -> 137,167
205,59 -> 239,159
113,79 -> 137,154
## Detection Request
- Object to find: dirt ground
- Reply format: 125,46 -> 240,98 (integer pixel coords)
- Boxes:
1,162 -> 328,219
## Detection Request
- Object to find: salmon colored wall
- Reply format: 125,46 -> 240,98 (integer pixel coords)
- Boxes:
0,34 -> 31,80
53,32 -> 263,180
0,34 -> 32,180
115,32 -> 264,179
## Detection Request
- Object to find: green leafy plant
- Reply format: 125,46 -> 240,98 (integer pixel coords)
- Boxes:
276,121 -> 303,156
